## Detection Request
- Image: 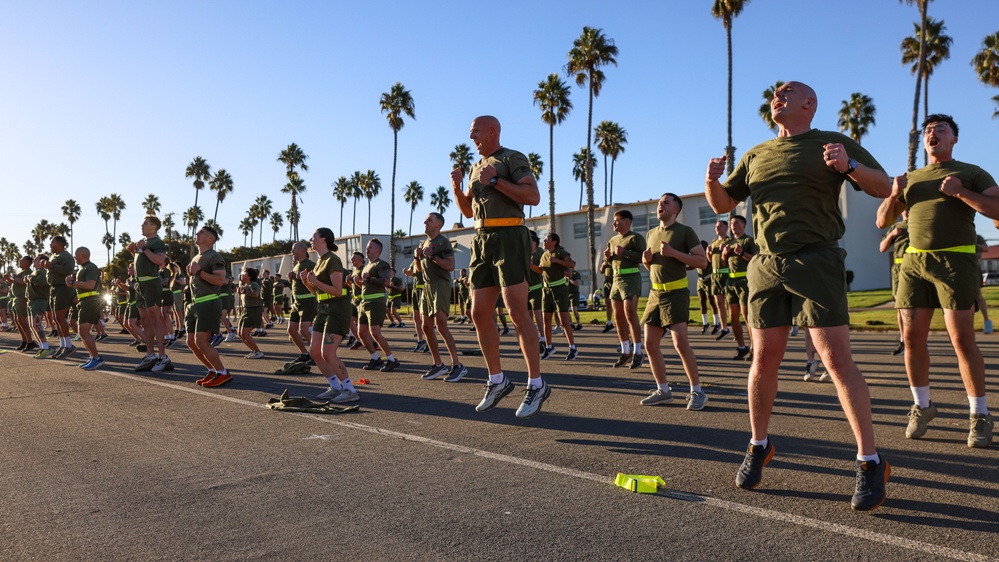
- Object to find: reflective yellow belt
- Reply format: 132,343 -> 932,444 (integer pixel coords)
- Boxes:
172,289 -> 182,294
137,276 -> 158,282
414,284 -> 424,290
615,267 -> 640,276
362,293 -> 386,301
194,294 -> 220,304
905,245 -> 976,254
528,283 -> 544,292
77,291 -> 99,299
652,278 -> 689,292
894,257 -> 904,264
544,277 -> 567,288
295,293 -> 316,301
729,271 -> 747,279
316,292 -> 338,302
474,217 -> 525,229
714,268 -> 730,274
116,300 -> 127,305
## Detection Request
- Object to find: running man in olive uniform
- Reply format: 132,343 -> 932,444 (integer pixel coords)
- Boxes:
721,215 -> 758,361
302,228 -> 358,402
236,268 -> 265,359
386,270 -> 405,328
0,279 -> 10,332
271,272 -> 288,325
44,236 -> 76,359
707,221 -> 732,339
287,242 -> 317,363
68,247 -> 105,370
878,209 -> 908,356
695,240 -> 719,334
171,263 -> 187,341
706,81 -> 891,511
567,266 -> 582,330
131,216 -> 172,373
258,269 -> 273,334
5,257 -> 36,352
415,212 -> 467,382
875,114 -> 998,449
534,233 -> 577,361
219,274 -> 238,343
527,231 -> 547,354
451,115 -> 548,418
605,210 -> 646,369
186,225 -> 232,387
354,239 -> 400,372
637,193 -> 708,410
599,258 -> 614,333
27,255 -> 52,358
974,234 -> 991,334
404,261 -> 427,352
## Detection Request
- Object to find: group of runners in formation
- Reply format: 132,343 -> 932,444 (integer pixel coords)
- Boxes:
2,82 -> 996,513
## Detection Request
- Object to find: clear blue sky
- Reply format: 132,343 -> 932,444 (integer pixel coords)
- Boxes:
2,0 -> 998,266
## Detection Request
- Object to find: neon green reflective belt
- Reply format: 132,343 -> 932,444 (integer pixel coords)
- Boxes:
127,301 -> 136,306
894,257 -> 904,264
714,268 -> 730,274
905,245 -> 976,254
172,289 -> 182,294
544,277 -> 567,288
194,294 -> 220,304
528,283 -> 544,292
77,291 -> 99,299
728,271 -> 747,279
137,276 -> 158,282
414,284 -> 424,290
295,293 -> 316,301
362,293 -> 385,301
316,292 -> 338,302
116,300 -> 127,305
652,278 -> 689,292
615,267 -> 640,275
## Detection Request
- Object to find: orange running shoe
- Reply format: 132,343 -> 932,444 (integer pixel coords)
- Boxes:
196,371 -> 217,386
202,372 -> 232,387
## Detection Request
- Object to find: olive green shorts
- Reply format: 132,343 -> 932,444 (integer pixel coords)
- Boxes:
68,302 -> 79,323
610,273 -> 642,301
239,306 -> 263,330
290,297 -> 317,323
315,298 -> 350,338
186,298 -> 222,334
78,296 -> 103,325
543,284 -> 571,313
697,277 -> 711,295
748,246 -> 849,328
160,288 -> 173,308
13,297 -> 28,317
641,288 -> 690,328
469,226 -> 530,290
221,294 -> 234,311
710,273 -> 728,296
358,297 -> 387,326
890,264 -> 900,295
569,290 -> 580,308
420,279 -> 451,316
527,286 -> 543,311
173,291 -> 184,311
388,294 -> 402,310
49,285 -> 74,311
726,276 -> 749,307
127,303 -> 140,320
136,279 -> 162,310
29,298 -> 48,317
896,252 -> 980,310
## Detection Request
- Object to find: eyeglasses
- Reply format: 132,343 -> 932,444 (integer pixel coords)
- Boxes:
923,123 -> 951,135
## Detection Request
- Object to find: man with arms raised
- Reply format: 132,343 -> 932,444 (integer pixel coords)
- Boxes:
287,242 -> 317,364
604,210 -> 646,369
415,212 -> 467,382
131,216 -> 172,373
43,236 -> 76,358
451,115 -> 548,417
68,247 -> 105,370
706,81 -> 892,511
186,225 -> 232,387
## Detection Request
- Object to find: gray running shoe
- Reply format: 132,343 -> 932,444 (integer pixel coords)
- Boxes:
475,377 -> 513,412
380,358 -> 401,372
629,353 -> 644,370
422,363 -> 448,380
818,372 -> 831,383
135,354 -> 159,372
515,382 -> 551,418
443,364 -> 467,383
362,358 -> 385,370
803,361 -> 819,382
968,413 -> 994,448
905,402 -> 937,439
686,390 -> 708,411
640,388 -> 673,406
613,353 -> 632,368
331,389 -> 360,403
317,386 -> 344,400
151,356 -> 173,372
60,346 -> 78,359
245,351 -> 265,360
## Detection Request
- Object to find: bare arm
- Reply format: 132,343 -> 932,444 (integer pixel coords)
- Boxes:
875,174 -> 907,229
451,169 -> 474,219
705,156 -> 738,214
879,229 -> 901,253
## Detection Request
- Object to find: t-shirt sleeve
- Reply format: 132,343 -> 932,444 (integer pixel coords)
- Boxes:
507,151 -> 533,183
722,153 -> 752,202
969,167 -> 998,194
685,227 -> 700,252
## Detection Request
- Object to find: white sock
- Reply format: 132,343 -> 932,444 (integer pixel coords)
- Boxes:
750,437 -> 768,448
969,395 -> 989,415
326,376 -> 343,390
857,452 -> 880,463
528,377 -> 544,389
371,353 -> 379,360
386,354 -> 395,362
634,343 -> 642,355
489,372 -> 505,384
342,378 -> 356,392
656,382 -> 670,393
691,384 -> 702,394
713,314 -> 719,325
40,342 -> 49,350
910,386 -> 931,409
569,345 -> 576,351
621,341 -> 631,354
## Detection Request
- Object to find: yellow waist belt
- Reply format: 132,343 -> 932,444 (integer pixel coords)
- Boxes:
316,292 -> 338,302
615,267 -> 640,276
652,278 -> 689,292
474,217 -> 525,229
295,293 -> 316,300
172,289 -> 182,294
714,268 -> 730,274
77,291 -> 99,299
414,284 -> 424,290
194,294 -> 220,303
361,293 -> 386,301
905,245 -> 975,254
136,276 -> 159,283
528,282 -> 544,292
894,257 -> 904,264
544,277 -> 567,288
728,271 -> 747,279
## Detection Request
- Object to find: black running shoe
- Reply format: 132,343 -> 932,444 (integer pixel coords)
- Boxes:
733,346 -> 751,360
851,456 -> 890,511
601,324 -> 614,333
735,441 -> 775,490
890,341 -> 905,356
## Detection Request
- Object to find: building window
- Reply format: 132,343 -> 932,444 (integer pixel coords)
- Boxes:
699,206 -> 728,226
573,222 -> 602,239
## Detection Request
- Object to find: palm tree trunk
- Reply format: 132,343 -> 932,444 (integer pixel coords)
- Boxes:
367,199 -> 372,234
579,180 -> 583,209
610,157 -> 616,206
213,198 -> 221,224
584,74 -> 598,295
352,199 -> 358,235
291,195 -> 299,241
603,153 -> 608,206
725,20 -> 735,175
923,73 -> 929,166
548,123 -> 556,235
408,208 -> 414,236
340,203 -> 346,237
908,5 -> 927,172
390,132 -> 398,268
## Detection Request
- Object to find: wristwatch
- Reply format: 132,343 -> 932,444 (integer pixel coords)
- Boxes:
843,158 -> 858,175
488,176 -> 498,187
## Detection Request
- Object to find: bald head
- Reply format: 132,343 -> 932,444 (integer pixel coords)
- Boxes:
772,81 -> 817,133
473,115 -> 500,132
470,115 -> 501,156
292,241 -> 308,258
75,246 -> 91,264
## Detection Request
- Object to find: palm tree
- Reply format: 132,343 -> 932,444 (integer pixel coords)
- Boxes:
594,121 -> 614,206
360,170 -> 382,234
448,143 -> 474,227
901,18 -> 952,165
239,217 -> 253,247
711,0 -> 750,174
404,180 -> 424,235
163,213 -> 177,241
108,193 -> 126,258
900,0 -> 930,172
758,81 -> 785,133
837,93 -> 877,144
380,82 -> 416,267
606,123 -> 627,206
141,194 -> 161,217
61,199 -> 81,252
971,31 -> 999,91
254,195 -> 273,247
277,143 -> 309,240
430,186 -> 451,219
595,121 -> 627,206
992,95 -> 999,120
571,148 -> 597,209
118,232 -> 132,248
245,206 -> 260,247
533,73 -> 573,234
526,153 -> 543,218
332,176 -> 351,237
270,212 -> 283,242
185,156 -> 212,210
95,197 -> 112,263
349,171 -> 364,235
284,208 -> 298,240
566,26 -> 617,292
183,206 -> 204,244
209,168 -> 234,223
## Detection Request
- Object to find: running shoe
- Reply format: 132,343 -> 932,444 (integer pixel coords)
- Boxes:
715,328 -> 731,341
475,377 -> 513,412
151,356 -> 174,372
202,372 -> 232,387
629,353 -> 644,370
904,402 -> 937,439
422,363 -> 448,380
331,389 -> 359,403
612,353 -> 632,368
362,358 -> 385,370
602,324 -> 614,333
735,440 -> 775,490
640,388 -> 673,406
81,357 -> 105,371
245,351 -> 265,359
443,364 -> 467,383
515,382 -> 551,418
135,354 -> 158,372
565,347 -> 578,361
686,390 -> 708,411
733,346 -> 751,361
968,413 -> 994,448
317,386 -> 344,400
852,456 -> 890,511
380,358 -> 401,372
540,346 -> 555,360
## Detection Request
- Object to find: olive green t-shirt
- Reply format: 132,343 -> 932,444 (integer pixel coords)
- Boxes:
708,237 -> 732,270
568,271 -> 582,297
242,281 -> 263,308
418,234 -> 454,283
351,266 -> 364,299
261,277 -> 274,301
606,231 -> 646,273
47,250 -> 74,286
291,257 -> 316,297
75,262 -> 102,295
28,269 -> 49,300
12,268 -> 30,300
389,277 -> 403,297
897,160 -> 997,250
468,147 -> 533,221
361,259 -> 391,297
883,220 -> 909,261
726,234 -> 759,274
313,251 -> 345,299
529,248 -> 544,287
190,249 -> 226,299
134,236 -> 167,279
646,222 -> 701,285
540,247 -> 570,284
724,129 -> 885,256
601,261 -> 614,286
